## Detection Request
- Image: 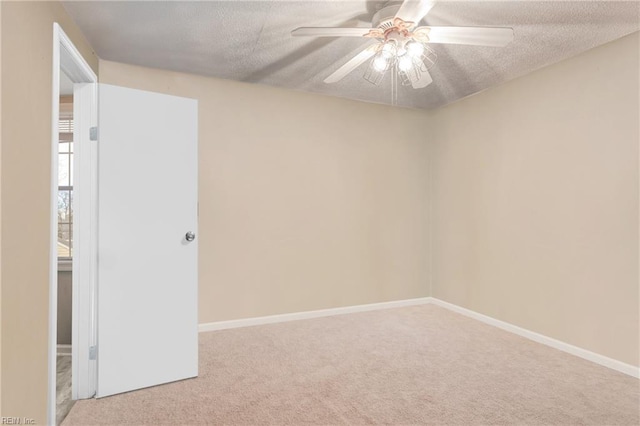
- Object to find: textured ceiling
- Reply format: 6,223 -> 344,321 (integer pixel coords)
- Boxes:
63,1 -> 640,109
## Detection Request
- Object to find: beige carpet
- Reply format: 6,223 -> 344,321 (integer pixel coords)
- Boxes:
63,304 -> 639,425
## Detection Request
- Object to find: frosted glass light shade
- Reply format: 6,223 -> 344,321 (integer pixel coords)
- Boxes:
406,41 -> 425,58
398,55 -> 414,72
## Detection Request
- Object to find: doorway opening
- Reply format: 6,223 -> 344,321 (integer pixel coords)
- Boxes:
49,23 -> 97,426
56,72 -> 75,425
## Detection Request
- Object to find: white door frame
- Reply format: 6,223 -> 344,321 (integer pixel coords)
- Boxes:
49,23 -> 97,426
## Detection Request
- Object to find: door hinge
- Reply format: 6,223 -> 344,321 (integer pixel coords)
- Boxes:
89,126 -> 98,141
89,345 -> 97,360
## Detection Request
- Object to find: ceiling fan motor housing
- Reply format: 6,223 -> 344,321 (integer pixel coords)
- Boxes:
386,31 -> 411,54
372,4 -> 402,30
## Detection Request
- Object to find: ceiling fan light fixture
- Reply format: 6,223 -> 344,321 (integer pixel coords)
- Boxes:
397,54 -> 414,72
399,67 -> 419,86
375,40 -> 397,68
406,40 -> 425,58
380,40 -> 397,56
398,56 -> 422,86
364,60 -> 387,85
422,44 -> 438,69
372,56 -> 390,72
364,41 -> 397,84
364,38 -> 437,86
404,42 -> 437,70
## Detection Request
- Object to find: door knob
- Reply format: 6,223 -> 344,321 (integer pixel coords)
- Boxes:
185,231 -> 196,242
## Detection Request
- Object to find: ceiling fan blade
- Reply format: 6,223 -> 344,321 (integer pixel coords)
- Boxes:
324,44 -> 379,84
420,26 -> 514,47
291,27 -> 372,37
394,0 -> 436,27
411,68 -> 433,89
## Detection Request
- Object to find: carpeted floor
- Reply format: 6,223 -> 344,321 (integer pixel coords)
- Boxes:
63,304 -> 639,425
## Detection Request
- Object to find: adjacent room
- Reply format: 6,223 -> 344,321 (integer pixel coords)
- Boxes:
1,1 -> 638,425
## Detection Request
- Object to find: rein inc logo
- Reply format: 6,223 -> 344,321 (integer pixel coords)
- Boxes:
1,418 -> 35,425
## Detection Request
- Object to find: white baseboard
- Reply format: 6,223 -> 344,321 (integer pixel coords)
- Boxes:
428,297 -> 639,379
57,344 -> 72,356
198,297 -> 431,333
198,296 -> 638,379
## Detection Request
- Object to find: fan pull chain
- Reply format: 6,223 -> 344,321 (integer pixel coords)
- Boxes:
391,63 -> 398,107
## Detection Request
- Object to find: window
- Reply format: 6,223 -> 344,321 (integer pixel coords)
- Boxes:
58,96 -> 73,259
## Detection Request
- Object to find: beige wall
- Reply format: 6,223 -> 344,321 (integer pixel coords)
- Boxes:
431,32 -> 639,366
0,1 -> 98,422
99,61 -> 432,324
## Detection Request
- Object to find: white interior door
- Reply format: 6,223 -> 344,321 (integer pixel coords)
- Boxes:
96,84 -> 198,398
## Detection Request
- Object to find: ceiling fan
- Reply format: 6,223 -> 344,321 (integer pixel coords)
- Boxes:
291,0 -> 514,89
